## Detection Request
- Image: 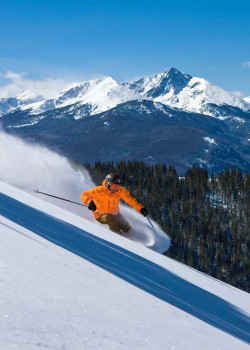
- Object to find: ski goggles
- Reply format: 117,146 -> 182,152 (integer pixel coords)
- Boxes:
111,184 -> 119,188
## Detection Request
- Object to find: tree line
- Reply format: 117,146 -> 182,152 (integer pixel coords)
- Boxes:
81,161 -> 249,292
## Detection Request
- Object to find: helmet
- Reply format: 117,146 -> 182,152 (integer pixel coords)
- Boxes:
105,173 -> 121,186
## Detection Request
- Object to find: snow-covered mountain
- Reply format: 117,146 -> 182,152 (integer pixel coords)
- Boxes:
1,68 -> 249,174
1,180 -> 250,350
8,77 -> 143,118
124,68 -> 250,117
1,68 -> 249,119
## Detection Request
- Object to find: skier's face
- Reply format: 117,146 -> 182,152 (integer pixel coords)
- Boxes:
109,184 -> 119,193
111,184 -> 118,188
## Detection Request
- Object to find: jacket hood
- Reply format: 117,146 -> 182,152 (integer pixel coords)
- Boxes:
102,179 -> 110,193
102,179 -> 107,188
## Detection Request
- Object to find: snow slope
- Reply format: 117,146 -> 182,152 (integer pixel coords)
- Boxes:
0,130 -> 250,349
1,181 -> 250,350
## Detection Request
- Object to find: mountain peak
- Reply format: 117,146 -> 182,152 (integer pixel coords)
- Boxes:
126,67 -> 193,98
163,67 -> 183,75
124,68 -> 249,116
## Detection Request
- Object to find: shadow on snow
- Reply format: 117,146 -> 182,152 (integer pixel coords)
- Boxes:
1,193 -> 249,344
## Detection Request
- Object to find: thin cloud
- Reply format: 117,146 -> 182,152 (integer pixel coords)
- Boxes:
230,91 -> 244,98
0,70 -> 76,98
242,61 -> 250,68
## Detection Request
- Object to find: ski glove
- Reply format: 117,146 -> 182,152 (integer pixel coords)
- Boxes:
140,207 -> 148,217
88,201 -> 97,211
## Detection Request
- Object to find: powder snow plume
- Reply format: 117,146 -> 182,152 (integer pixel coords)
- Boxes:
0,130 -> 170,252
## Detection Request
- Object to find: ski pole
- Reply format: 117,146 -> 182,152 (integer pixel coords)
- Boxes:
146,216 -> 157,232
33,189 -> 87,207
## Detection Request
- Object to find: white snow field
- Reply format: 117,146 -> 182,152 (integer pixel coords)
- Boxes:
0,131 -> 250,349
1,182 -> 250,350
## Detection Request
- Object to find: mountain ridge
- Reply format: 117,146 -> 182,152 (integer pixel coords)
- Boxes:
124,68 -> 250,117
1,67 -> 249,174
1,67 -> 249,118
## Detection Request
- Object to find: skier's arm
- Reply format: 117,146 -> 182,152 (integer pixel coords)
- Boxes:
119,187 -> 144,213
81,188 -> 99,205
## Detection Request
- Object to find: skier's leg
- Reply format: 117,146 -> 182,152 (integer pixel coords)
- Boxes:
116,213 -> 131,233
97,214 -> 122,234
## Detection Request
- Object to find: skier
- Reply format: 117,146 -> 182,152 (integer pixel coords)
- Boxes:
81,173 -> 148,234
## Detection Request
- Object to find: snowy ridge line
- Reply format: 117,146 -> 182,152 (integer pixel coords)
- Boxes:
1,68 -> 249,118
1,192 -> 250,344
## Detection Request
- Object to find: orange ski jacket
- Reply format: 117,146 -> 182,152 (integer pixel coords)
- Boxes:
81,180 -> 143,219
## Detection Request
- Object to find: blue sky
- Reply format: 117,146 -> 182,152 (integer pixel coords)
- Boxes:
0,0 -> 249,95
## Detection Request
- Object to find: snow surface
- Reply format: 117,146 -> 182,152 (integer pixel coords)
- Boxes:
243,96 -> 250,105
164,76 -> 249,113
0,131 -> 250,350
1,181 -> 250,350
203,136 -> 217,145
